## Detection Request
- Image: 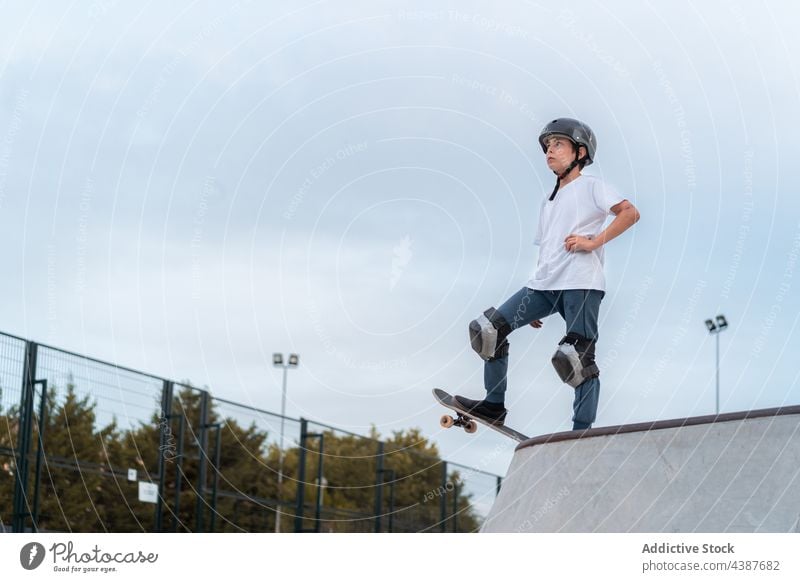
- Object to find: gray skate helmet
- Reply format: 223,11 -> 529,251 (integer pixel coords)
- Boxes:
538,117 -> 596,166
538,118 -> 597,200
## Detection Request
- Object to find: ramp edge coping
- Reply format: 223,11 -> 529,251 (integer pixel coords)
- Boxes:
516,404 -> 800,452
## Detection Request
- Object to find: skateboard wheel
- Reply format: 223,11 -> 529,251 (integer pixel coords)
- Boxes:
440,414 -> 455,429
464,420 -> 478,434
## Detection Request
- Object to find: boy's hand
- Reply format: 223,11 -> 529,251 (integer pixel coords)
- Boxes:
530,320 -> 543,328
564,234 -> 598,252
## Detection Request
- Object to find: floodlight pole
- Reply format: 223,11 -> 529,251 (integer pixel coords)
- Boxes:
273,353 -> 298,533
704,316 -> 728,416
715,330 -> 720,416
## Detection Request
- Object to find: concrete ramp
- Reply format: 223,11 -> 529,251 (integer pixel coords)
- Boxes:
481,406 -> 800,532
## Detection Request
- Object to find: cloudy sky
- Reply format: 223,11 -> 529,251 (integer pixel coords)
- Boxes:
1,0 -> 799,477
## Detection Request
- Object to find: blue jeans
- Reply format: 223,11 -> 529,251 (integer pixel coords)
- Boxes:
483,287 -> 604,430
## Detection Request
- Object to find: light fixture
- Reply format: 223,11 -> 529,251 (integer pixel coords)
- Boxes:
703,314 -> 730,415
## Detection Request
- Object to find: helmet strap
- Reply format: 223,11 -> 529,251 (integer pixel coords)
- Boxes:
548,149 -> 588,201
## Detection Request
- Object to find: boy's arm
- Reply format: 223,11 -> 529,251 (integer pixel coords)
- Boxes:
564,200 -> 640,252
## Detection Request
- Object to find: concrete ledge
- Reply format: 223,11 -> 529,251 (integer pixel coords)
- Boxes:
482,405 -> 800,533
516,405 -> 800,451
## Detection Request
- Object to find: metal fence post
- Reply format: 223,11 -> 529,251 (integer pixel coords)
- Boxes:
379,469 -> 396,533
31,379 -> 48,532
312,433 -> 324,532
439,461 -> 447,533
172,414 -> 186,532
12,341 -> 38,533
156,380 -> 173,532
373,441 -> 384,532
208,424 -> 222,532
294,418 -> 308,532
452,480 -> 459,533
194,390 -> 209,532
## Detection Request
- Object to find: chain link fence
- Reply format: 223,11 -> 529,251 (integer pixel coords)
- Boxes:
0,331 -> 502,533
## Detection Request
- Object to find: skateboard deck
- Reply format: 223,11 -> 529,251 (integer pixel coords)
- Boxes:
433,388 -> 529,442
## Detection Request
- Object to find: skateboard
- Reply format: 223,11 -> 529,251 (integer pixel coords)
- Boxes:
432,388 -> 529,442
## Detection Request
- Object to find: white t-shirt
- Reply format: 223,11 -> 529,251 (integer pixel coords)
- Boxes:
527,174 -> 625,292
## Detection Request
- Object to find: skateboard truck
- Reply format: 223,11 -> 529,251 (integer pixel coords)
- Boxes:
440,412 -> 478,434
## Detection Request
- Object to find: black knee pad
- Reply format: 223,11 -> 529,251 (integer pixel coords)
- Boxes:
551,332 -> 599,388
469,307 -> 511,361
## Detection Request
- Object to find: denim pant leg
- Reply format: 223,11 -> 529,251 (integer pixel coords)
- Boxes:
558,290 -> 604,428
484,288 -> 559,404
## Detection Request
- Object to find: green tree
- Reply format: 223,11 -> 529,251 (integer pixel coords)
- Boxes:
293,426 -> 480,532
34,381 -> 108,531
92,411 -> 157,532
147,384 -> 282,533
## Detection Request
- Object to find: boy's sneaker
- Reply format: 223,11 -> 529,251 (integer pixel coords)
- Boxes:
453,395 -> 507,426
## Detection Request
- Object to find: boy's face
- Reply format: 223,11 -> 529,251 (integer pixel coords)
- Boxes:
544,135 -> 583,174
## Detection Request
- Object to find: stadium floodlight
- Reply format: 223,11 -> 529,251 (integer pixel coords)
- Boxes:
704,315 -> 730,416
272,352 -> 299,532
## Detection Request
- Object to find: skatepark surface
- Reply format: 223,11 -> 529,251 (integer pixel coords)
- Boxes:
481,405 -> 800,532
